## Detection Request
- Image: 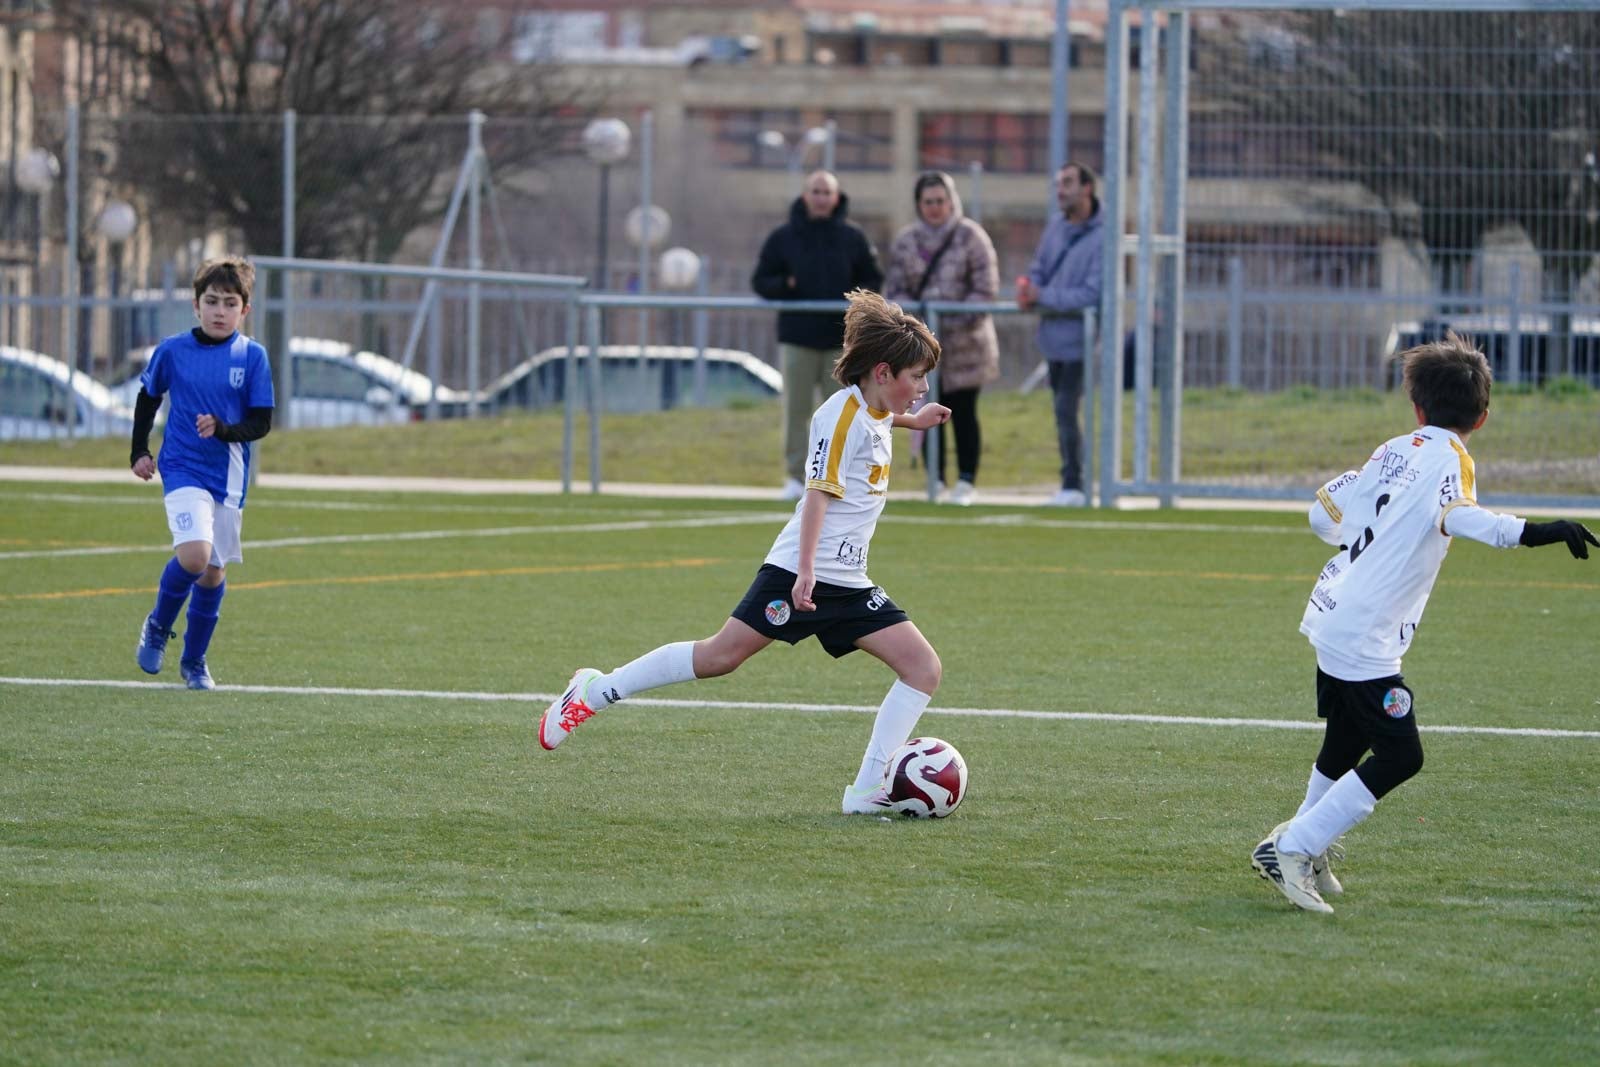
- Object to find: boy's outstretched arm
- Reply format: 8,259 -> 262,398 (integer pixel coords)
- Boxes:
1519,520 -> 1599,560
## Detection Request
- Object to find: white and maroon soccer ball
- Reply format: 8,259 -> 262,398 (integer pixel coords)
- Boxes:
884,737 -> 968,818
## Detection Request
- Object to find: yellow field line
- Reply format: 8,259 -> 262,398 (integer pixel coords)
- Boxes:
1,557 -> 728,602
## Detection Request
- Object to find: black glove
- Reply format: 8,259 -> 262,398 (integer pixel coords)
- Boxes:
1520,520 -> 1599,559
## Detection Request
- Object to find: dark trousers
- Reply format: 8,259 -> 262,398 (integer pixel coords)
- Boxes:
1047,360 -> 1085,491
935,386 -> 982,486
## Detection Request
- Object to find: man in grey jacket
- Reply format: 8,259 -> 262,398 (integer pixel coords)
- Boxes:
1017,162 -> 1103,506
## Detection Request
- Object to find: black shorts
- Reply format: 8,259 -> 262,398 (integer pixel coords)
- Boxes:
1316,669 -> 1419,743
730,564 -> 910,659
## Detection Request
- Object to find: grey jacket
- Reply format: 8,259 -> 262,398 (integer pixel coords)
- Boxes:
1026,206 -> 1103,363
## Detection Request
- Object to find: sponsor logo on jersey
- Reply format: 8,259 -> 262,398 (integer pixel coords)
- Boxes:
1439,473 -> 1459,506
229,367 -> 245,388
764,600 -> 791,626
1382,687 -> 1412,718
866,587 -> 888,611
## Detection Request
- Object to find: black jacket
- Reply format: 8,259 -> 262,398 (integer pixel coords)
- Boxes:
750,193 -> 884,349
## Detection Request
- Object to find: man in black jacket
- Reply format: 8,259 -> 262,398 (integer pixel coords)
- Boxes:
751,170 -> 884,500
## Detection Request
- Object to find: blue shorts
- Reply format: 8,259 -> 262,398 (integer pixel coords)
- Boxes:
730,564 -> 910,659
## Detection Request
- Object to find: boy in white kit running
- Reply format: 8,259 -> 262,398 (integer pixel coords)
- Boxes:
538,290 -> 952,815
1252,332 -> 1596,913
130,256 -> 274,690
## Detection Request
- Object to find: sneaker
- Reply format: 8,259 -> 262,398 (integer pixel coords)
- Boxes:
1272,820 -> 1343,895
1251,832 -> 1333,913
180,659 -> 215,691
539,668 -> 604,750
842,782 -> 895,815
1049,488 -> 1088,507
136,615 -> 173,675
779,478 -> 805,502
948,480 -> 976,507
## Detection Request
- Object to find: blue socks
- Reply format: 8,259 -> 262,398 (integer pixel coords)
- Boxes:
183,580 -> 225,666
152,557 -> 204,631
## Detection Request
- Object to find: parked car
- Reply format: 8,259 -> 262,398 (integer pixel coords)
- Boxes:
109,337 -> 470,427
482,345 -> 782,414
1384,314 -> 1600,386
0,345 -> 135,440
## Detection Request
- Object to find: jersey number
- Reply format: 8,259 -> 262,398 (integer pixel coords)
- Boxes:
1345,493 -> 1391,563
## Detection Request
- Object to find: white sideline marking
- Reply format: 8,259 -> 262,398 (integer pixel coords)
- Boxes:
0,513 -> 794,561
0,510 -> 1307,563
2,676 -> 1596,739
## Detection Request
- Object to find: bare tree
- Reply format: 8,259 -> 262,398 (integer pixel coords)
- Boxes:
47,0 -> 580,263
1213,10 -> 1600,341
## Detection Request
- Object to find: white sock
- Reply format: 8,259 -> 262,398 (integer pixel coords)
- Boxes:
852,680 -> 932,790
1280,770 -> 1377,858
1294,766 -> 1338,818
590,641 -> 697,710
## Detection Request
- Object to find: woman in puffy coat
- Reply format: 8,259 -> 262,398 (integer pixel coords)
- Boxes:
883,171 -> 1000,505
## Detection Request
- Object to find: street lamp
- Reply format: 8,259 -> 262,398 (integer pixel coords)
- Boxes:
582,118 -> 631,290
15,148 -> 58,351
97,199 -> 137,368
659,246 -> 708,404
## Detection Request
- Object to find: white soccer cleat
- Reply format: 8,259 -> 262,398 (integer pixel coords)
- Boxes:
1272,820 -> 1344,895
948,480 -> 976,507
841,782 -> 895,815
1252,832 -> 1334,914
539,668 -> 604,751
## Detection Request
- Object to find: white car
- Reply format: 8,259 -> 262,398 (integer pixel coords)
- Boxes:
483,344 -> 782,413
109,337 -> 469,427
0,346 -> 135,440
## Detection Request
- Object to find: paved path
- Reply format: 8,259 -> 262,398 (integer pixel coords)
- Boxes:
0,464 -> 1319,511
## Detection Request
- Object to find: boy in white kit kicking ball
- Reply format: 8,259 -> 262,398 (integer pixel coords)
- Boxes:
1252,332 -> 1596,913
539,289 -> 952,815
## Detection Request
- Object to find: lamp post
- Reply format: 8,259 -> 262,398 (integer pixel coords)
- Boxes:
15,148 -> 58,351
659,246 -> 708,406
97,199 -> 137,375
582,118 -> 630,291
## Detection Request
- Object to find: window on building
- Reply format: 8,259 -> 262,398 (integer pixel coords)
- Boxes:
690,109 -> 891,171
921,113 -> 1104,174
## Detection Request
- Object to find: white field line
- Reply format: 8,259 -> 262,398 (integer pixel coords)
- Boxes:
2,676 -> 1596,740
0,513 -> 796,561
0,509 -> 1303,563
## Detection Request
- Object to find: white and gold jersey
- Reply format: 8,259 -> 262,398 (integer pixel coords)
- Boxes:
765,384 -> 894,588
1300,425 -> 1525,680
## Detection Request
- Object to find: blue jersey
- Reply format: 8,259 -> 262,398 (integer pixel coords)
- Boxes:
141,329 -> 274,507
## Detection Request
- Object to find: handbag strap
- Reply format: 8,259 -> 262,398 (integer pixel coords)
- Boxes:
910,227 -> 961,301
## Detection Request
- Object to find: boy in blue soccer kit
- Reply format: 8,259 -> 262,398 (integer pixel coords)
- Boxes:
130,256 -> 274,690
1252,333 -> 1596,913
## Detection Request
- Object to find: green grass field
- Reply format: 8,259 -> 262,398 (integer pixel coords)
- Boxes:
2,480 -> 1598,1064
4,383 -> 1597,495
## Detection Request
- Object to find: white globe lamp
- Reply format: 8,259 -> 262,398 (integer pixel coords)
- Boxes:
624,204 -> 671,250
658,247 -> 701,290
97,200 -> 138,243
582,118 -> 631,165
16,147 -> 59,194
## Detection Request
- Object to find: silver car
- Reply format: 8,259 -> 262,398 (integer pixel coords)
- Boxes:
0,346 -> 135,440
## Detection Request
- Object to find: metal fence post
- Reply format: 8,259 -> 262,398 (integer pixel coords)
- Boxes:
1226,256 -> 1243,390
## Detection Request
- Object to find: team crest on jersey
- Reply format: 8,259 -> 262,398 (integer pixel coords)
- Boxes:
764,600 -> 791,626
175,511 -> 193,532
1382,687 -> 1412,719
229,367 -> 245,388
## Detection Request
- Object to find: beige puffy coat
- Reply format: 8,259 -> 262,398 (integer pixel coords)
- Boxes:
883,208 -> 1001,392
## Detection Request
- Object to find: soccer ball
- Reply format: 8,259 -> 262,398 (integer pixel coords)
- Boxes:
884,737 -> 968,818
